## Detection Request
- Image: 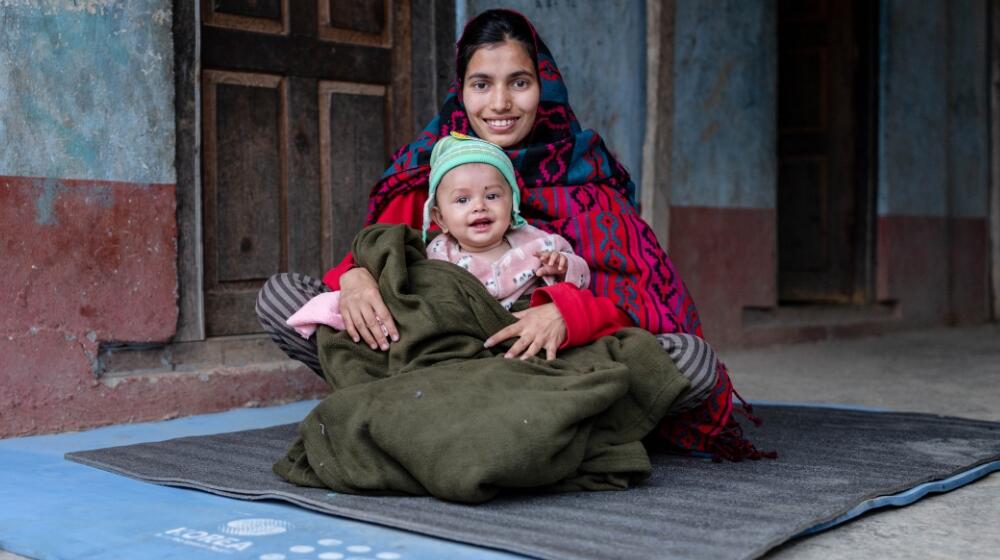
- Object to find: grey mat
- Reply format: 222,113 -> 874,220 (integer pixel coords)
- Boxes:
66,405 -> 1000,560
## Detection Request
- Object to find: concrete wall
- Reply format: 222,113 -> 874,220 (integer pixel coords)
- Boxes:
666,0 -> 990,346
0,1 -> 178,435
876,0 -> 989,219
0,0 -> 176,184
667,0 -> 778,345
461,0 -> 647,189
876,0 -> 990,325
670,0 -> 777,209
0,1 -> 322,438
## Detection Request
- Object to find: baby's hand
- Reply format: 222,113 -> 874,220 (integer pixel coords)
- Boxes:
535,250 -> 568,280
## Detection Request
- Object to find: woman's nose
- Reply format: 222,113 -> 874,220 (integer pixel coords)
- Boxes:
490,87 -> 510,112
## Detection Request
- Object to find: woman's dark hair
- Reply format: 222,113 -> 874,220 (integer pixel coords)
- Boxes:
457,10 -> 538,81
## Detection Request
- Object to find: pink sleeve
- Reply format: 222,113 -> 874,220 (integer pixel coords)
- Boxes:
550,234 -> 590,289
562,253 -> 590,289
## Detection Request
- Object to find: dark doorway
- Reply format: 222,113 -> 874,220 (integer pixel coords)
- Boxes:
199,0 -> 413,336
777,0 -> 877,303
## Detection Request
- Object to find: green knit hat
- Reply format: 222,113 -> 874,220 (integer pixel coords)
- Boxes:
423,131 -> 526,242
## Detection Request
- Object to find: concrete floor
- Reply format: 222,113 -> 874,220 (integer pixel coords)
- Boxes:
724,322 -> 1000,560
3,323 -> 998,560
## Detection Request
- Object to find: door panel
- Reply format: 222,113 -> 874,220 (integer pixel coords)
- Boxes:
200,0 -> 410,336
778,157 -> 827,273
320,0 -> 391,44
319,82 -> 389,271
202,70 -> 288,335
204,0 -> 288,34
213,78 -> 286,282
214,0 -> 283,21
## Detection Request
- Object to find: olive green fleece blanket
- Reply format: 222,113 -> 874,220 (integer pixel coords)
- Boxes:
273,224 -> 690,503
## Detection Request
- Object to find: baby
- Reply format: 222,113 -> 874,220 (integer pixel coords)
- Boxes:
423,131 -> 590,308
286,132 -> 589,338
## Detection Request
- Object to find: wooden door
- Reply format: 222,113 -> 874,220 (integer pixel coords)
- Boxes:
777,0 -> 875,303
200,0 -> 411,336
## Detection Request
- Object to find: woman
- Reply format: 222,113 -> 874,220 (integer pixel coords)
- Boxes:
257,9 -> 770,460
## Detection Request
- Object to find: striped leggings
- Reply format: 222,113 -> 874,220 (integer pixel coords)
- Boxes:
256,272 -> 718,414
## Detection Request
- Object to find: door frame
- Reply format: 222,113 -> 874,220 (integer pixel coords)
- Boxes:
174,0 -> 202,341
991,0 -> 1000,320
640,0 -> 674,250
853,0 -> 880,305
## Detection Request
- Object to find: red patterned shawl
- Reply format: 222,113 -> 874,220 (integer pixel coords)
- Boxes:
364,10 -> 770,460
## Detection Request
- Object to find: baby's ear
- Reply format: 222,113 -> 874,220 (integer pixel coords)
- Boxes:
430,206 -> 446,230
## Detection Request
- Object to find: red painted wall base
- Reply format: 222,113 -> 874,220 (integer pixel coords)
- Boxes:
668,205 -> 777,347
877,215 -> 990,325
0,176 -> 326,438
668,206 -> 991,349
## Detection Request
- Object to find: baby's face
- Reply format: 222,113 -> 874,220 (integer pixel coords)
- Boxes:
431,163 -> 513,253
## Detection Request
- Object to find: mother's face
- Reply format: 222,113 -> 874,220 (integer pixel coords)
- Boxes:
461,40 -> 540,149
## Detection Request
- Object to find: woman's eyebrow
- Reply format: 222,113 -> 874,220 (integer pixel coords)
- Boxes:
507,70 -> 535,79
465,69 -> 535,81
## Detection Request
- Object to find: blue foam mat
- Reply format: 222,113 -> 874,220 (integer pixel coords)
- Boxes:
2,401 -> 996,559
0,400 -> 519,560
796,453 -> 1000,537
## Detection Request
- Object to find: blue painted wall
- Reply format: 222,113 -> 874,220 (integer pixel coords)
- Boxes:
670,0 -> 777,209
0,0 -> 175,185
878,0 -> 989,218
877,0 -> 948,217
462,0 -> 647,189
948,0 -> 989,219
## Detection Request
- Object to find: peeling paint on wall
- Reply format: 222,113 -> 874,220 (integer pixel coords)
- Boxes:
948,0 -> 989,219
33,177 -> 114,225
877,0 -> 948,217
877,0 -> 988,218
0,0 -> 121,15
670,0 -> 777,209
0,0 -> 175,184
34,178 -> 60,225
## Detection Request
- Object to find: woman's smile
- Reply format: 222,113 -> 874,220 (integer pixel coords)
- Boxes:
484,117 -> 518,131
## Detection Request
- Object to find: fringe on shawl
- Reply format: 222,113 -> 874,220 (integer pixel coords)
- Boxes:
658,361 -> 777,462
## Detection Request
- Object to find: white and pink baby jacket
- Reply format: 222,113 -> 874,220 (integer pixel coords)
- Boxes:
286,224 -> 590,339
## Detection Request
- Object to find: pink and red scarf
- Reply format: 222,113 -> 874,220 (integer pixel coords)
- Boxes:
365,10 -> 771,460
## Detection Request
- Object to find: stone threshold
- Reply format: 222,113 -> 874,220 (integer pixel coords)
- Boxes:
97,334 -> 295,379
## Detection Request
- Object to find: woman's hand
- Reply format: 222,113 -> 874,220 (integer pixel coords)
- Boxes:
484,303 -> 567,360
338,267 -> 399,351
